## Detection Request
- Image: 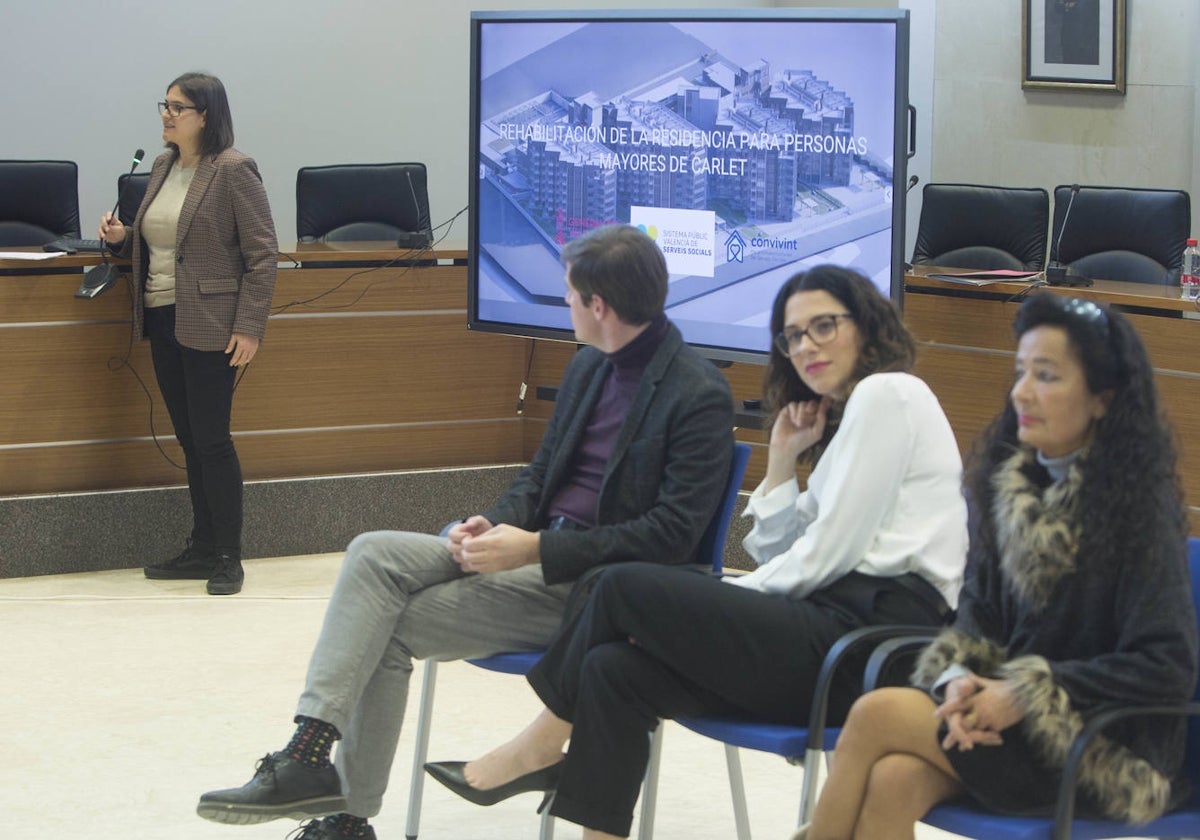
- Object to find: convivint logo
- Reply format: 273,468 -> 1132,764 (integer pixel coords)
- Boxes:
637,224 -> 659,240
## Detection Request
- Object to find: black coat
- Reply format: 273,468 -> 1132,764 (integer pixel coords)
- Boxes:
913,448 -> 1198,822
482,323 -> 735,585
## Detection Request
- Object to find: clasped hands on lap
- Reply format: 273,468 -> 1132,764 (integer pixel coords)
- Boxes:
447,515 -> 541,574
935,673 -> 1023,751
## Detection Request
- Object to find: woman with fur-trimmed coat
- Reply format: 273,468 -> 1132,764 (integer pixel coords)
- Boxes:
802,293 -> 1198,840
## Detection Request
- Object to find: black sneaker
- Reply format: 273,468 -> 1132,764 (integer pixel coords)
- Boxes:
207,553 -> 244,595
197,752 -> 347,825
144,541 -> 216,580
288,816 -> 377,839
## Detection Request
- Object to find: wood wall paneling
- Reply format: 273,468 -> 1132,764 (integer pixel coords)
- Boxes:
7,250 -> 1196,532
0,247 -> 526,496
904,275 -> 1200,530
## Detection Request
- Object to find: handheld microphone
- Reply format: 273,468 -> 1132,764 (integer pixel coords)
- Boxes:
1045,184 -> 1091,287
77,148 -> 146,299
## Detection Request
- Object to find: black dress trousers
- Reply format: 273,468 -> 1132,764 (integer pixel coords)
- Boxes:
527,562 -> 946,837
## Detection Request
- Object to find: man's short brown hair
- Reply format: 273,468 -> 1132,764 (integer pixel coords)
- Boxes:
561,225 -> 668,325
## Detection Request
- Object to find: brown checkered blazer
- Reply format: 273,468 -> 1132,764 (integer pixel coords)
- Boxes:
119,148 -> 278,351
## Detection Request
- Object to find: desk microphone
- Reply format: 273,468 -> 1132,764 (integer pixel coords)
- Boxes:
395,170 -> 433,251
1045,184 -> 1091,287
77,148 -> 146,299
907,174 -> 919,192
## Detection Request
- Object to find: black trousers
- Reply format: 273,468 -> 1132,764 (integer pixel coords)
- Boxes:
527,563 -> 947,837
144,305 -> 243,555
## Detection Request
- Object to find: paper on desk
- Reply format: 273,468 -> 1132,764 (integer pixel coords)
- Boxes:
0,251 -> 66,260
926,269 -> 1044,286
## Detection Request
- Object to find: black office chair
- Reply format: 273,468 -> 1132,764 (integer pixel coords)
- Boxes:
912,183 -> 1050,271
0,160 -> 81,246
1051,185 -> 1191,285
295,162 -> 433,245
117,172 -> 151,227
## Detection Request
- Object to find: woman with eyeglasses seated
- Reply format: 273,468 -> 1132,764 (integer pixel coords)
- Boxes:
97,72 -> 277,596
800,294 -> 1198,840
423,265 -> 969,840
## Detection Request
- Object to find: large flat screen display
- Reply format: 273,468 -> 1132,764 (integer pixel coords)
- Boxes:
468,9 -> 910,363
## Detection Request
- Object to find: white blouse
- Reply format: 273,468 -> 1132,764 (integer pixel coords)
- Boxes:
732,372 -> 967,607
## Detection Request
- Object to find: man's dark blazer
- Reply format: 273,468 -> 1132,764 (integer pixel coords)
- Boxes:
481,322 -> 735,585
118,147 -> 278,351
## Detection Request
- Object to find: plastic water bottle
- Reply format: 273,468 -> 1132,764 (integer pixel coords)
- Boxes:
1183,238 -> 1200,301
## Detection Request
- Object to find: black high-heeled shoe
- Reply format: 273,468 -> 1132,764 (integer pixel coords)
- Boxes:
423,760 -> 562,808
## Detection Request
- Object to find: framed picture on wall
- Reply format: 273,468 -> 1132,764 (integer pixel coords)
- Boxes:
1022,0 -> 1126,93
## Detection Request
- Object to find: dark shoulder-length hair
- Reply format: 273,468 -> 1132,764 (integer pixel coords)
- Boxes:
764,264 -> 915,413
167,72 -> 234,158
763,264 -> 916,463
966,292 -> 1184,563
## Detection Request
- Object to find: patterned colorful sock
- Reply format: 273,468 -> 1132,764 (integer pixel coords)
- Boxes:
323,813 -> 370,837
284,716 -> 340,768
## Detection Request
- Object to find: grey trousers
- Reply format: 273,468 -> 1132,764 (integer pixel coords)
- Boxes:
295,530 -> 572,817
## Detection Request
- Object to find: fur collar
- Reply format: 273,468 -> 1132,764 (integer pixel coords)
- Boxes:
991,448 -> 1084,611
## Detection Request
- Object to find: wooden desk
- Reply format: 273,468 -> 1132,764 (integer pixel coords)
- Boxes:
903,271 -> 1200,527
0,243 -> 527,495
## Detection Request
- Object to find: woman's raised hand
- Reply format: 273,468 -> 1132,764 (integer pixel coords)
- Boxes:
763,398 -> 829,492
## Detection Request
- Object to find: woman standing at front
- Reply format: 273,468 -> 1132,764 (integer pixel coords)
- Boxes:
99,72 -> 278,596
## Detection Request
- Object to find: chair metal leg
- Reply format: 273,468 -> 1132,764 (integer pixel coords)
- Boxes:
797,746 -> 825,824
405,659 -> 439,840
724,744 -> 752,840
538,793 -> 556,840
636,725 -> 665,840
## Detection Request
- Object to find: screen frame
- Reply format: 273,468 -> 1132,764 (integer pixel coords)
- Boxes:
467,7 -> 911,365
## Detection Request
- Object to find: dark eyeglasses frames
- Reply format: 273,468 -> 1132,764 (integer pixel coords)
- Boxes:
774,313 -> 853,355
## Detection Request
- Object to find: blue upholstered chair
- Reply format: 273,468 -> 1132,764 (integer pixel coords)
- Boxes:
910,535 -> 1200,840
809,537 -> 1200,839
403,441 -> 753,840
653,622 -> 942,840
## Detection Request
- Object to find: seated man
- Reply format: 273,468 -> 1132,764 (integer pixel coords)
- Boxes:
196,224 -> 736,840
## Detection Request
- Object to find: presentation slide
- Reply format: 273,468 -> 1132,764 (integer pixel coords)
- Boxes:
472,16 -> 903,359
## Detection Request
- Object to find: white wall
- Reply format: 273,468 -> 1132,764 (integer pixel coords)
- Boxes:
2,0 -> 1194,243
0,0 -> 771,245
930,0 -> 1198,209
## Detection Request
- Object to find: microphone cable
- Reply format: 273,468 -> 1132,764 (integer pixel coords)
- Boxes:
106,276 -> 252,469
516,339 -> 536,415
95,149 -> 184,470
1006,277 -> 1047,304
105,271 -> 186,470
271,204 -> 468,315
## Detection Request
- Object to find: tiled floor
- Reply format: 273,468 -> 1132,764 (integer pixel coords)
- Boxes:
0,554 -> 968,839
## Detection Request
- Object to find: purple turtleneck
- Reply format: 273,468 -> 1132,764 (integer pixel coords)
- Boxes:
546,314 -> 671,527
